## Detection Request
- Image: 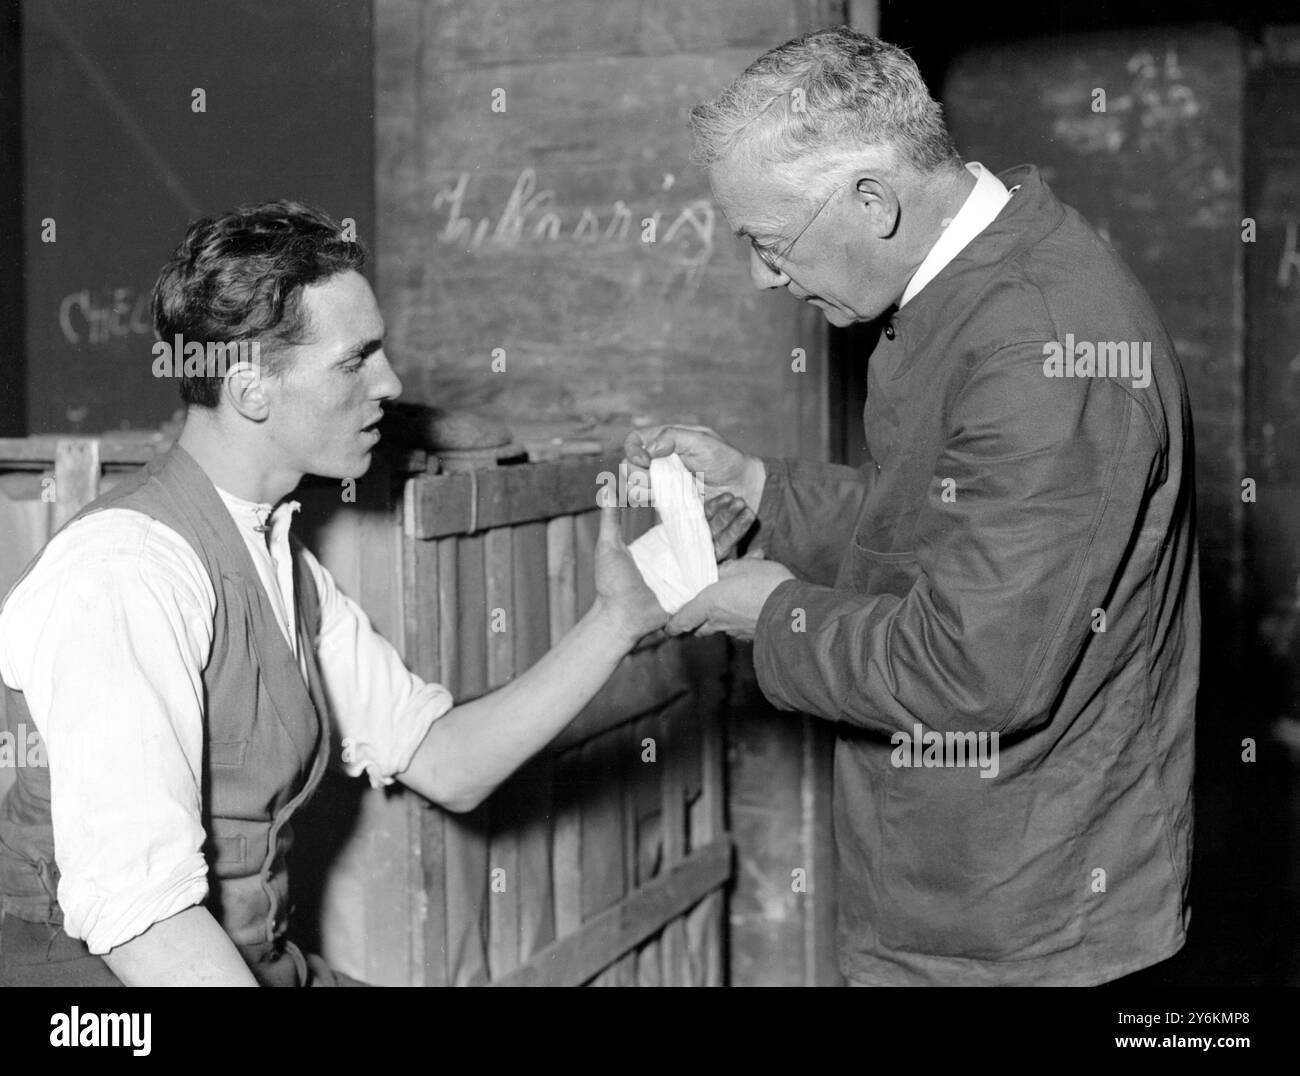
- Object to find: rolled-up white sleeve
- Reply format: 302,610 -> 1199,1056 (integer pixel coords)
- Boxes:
302,549 -> 453,789
0,510 -> 214,954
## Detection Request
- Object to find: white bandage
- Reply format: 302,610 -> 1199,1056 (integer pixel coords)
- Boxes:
628,454 -> 718,614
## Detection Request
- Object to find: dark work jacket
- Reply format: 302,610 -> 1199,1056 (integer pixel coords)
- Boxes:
752,165 -> 1198,985
0,445 -> 331,986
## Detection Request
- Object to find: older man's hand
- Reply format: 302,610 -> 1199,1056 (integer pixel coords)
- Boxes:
666,553 -> 795,641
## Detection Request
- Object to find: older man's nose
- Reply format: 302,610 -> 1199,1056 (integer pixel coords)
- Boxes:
749,246 -> 788,289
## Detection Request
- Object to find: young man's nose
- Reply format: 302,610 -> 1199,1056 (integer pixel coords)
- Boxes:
371,350 -> 403,400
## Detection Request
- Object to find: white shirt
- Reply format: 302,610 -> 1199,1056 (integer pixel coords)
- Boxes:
0,489 -> 453,954
899,162 -> 1012,307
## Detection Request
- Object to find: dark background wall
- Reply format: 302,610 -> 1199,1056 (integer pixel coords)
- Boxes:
0,2 -> 22,437
17,0 -> 374,436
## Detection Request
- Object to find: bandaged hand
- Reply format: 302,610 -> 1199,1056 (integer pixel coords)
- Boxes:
593,505 -> 669,643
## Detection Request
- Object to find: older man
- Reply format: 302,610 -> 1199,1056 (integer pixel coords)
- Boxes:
628,28 -> 1199,986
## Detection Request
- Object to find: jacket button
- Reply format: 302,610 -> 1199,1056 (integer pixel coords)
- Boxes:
884,323 -> 896,340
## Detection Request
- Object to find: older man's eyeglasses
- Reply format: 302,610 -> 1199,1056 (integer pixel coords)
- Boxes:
750,182 -> 841,275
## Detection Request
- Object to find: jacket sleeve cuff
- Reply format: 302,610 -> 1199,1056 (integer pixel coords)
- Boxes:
752,456 -> 794,557
753,577 -> 831,715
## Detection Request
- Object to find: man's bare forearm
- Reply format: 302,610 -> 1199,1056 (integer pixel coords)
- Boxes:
399,597 -> 640,812
102,905 -> 257,986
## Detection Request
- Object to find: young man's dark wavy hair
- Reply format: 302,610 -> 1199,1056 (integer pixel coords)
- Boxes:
152,200 -> 367,408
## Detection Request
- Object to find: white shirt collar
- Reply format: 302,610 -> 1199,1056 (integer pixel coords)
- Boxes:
899,162 -> 1011,307
214,485 -> 300,543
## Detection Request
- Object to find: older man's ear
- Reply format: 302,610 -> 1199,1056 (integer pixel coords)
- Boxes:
854,176 -> 902,240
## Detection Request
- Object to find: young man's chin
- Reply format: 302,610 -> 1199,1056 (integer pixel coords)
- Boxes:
315,450 -> 376,482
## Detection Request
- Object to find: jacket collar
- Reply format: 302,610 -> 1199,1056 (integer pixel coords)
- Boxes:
888,165 -> 1067,346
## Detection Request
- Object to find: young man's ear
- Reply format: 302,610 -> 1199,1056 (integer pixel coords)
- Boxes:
224,355 -> 271,422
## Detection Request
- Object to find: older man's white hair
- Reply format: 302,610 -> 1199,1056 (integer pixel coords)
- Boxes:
689,27 -> 960,189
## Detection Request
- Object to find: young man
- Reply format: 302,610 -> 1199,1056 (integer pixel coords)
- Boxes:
627,28 -> 1199,986
0,201 -> 669,986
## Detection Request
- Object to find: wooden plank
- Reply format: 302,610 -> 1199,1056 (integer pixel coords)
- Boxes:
684,635 -> 728,847
546,515 -> 578,640
418,802 -> 447,987
52,438 -> 99,528
512,521 -> 555,960
579,727 -> 626,921
489,838 -> 732,987
354,459 -> 418,985
402,536 -> 441,683
660,691 -> 690,986
700,663 -> 727,843
444,804 -> 491,986
685,890 -> 725,987
484,527 -> 514,690
636,935 -> 663,987
407,458 -> 605,538
552,746 -> 584,939
690,639 -> 729,986
404,532 -> 446,986
437,538 -> 459,696
484,525 -> 519,980
444,530 -> 490,986
631,713 -> 663,886
680,698 -> 703,856
622,720 -> 639,889
0,436 -> 425,472
547,515 -> 583,941
428,535 -> 459,986
609,725 -> 641,987
612,950 -> 637,986
456,533 -> 488,700
573,509 -> 598,618
0,472 -> 52,596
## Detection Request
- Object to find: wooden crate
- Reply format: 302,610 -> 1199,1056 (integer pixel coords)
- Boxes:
0,436 -> 732,985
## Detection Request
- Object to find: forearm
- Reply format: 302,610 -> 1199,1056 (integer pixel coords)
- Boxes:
751,456 -> 872,585
102,905 -> 257,987
400,597 -> 638,812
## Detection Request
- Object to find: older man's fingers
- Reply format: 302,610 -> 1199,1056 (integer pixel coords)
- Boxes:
666,592 -> 712,635
720,507 -> 755,557
622,426 -> 668,469
705,495 -> 755,560
626,424 -> 724,466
